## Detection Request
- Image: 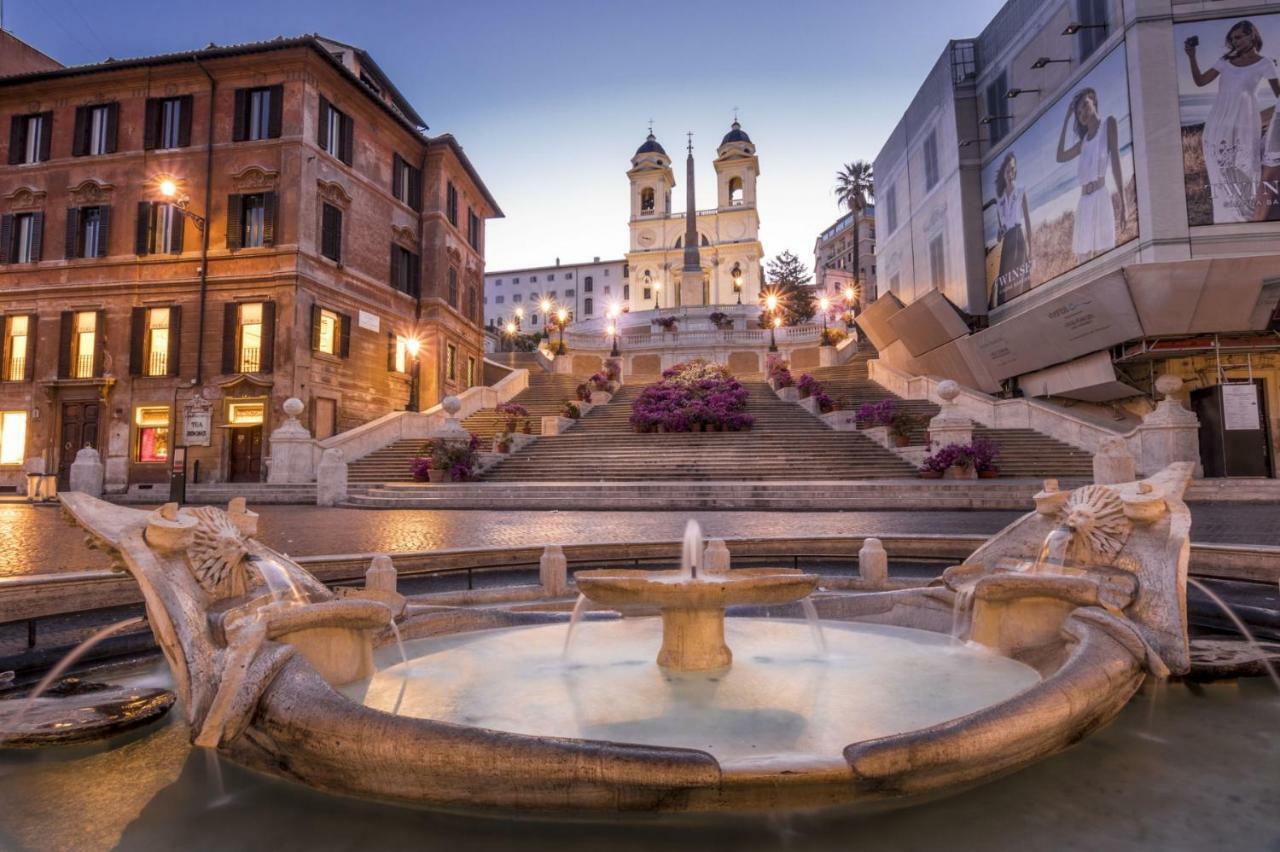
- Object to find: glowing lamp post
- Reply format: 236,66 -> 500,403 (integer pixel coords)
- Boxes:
765,292 -> 780,352
843,285 -> 858,329
653,280 -> 662,310
818,296 -> 831,345
607,304 -> 621,357
405,337 -> 421,412
157,176 -> 206,232
554,307 -> 569,356
771,316 -> 782,352
503,321 -> 517,352
732,263 -> 743,305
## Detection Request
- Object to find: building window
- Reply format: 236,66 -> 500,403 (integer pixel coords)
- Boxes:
391,335 -> 412,373
68,205 -> 111,259
226,401 -> 265,426
565,289 -> 575,297
466,356 -> 476,388
73,104 -> 117,157
448,268 -> 459,307
3,315 -> 33,382
146,96 -> 191,150
495,295 -> 504,304
392,154 -> 422,207
234,86 -> 282,142
390,245 -> 421,297
584,297 -> 594,315
467,287 -> 478,322
138,307 -> 173,377
317,308 -> 339,355
623,284 -> 630,300
137,202 -> 183,255
548,274 -> 556,282
728,176 -> 744,205
446,343 -> 457,382
446,182 -> 458,226
529,314 -> 537,326
584,276 -> 593,293
0,410 -> 26,465
134,406 -> 171,463
318,97 -> 354,165
984,71 -> 1011,145
226,193 -> 277,250
71,310 -> 97,379
239,303 -> 264,372
923,130 -> 939,191
1076,0 -> 1110,61
530,275 -> 537,283
512,294 -> 522,304
320,203 -> 342,262
929,235 -> 946,290
641,187 -> 655,213
513,276 -> 520,284
643,287 -> 651,301
603,285 -> 611,295
2,212 -> 43,264
494,278 -> 503,286
8,112 -> 50,164
884,184 -> 898,233
224,302 -> 276,374
467,209 -> 481,250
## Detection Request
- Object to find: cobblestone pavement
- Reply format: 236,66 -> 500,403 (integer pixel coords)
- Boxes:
2,502 -> 1277,579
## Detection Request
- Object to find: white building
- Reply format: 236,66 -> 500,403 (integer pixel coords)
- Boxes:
814,206 -> 876,304
865,0 -> 1280,478
484,257 -> 626,331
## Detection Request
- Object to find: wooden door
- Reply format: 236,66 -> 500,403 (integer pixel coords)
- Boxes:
228,426 -> 263,482
314,398 -> 337,440
58,400 -> 101,487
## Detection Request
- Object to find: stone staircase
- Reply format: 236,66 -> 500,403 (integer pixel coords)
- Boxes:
804,358 -> 1095,478
475,380 -> 917,481
345,370 -> 584,485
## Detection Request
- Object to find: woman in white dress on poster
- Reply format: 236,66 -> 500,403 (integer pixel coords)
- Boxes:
1184,20 -> 1280,223
1255,58 -> 1280,221
1056,87 -> 1126,264
992,152 -> 1034,305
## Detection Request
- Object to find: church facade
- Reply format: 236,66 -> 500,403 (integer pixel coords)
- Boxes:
624,122 -> 764,311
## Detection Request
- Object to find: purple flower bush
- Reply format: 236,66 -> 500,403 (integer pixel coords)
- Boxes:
856,399 -> 920,437
652,316 -> 679,332
765,354 -> 790,383
920,439 -> 1000,475
812,390 -> 836,414
603,359 -> 622,382
630,361 -> 754,432
796,373 -> 822,399
411,433 -> 483,481
589,371 -> 610,390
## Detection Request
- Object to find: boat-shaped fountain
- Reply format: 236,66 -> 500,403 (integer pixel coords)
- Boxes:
51,463 -> 1195,814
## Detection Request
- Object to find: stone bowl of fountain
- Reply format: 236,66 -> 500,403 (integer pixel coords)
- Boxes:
48,463 -> 1195,815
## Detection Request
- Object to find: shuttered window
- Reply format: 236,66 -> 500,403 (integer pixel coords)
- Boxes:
320,203 -> 342,262
446,182 -> 458,226
311,305 -> 351,358
392,154 -> 422,208
134,202 -> 183,256
222,302 -> 276,374
389,245 -> 420,297
1,212 -> 43,264
2,314 -> 37,382
72,103 -> 118,157
129,306 -> 181,377
144,96 -> 193,150
227,193 -> 278,249
232,85 -> 283,142
317,96 -> 354,165
447,267 -> 459,307
7,112 -> 51,164
66,205 -> 112,259
467,209 -> 481,250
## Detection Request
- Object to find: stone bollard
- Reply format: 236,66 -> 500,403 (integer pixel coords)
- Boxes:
1093,436 -> 1137,485
858,537 -> 889,588
1131,375 -> 1201,477
703,539 -> 731,575
818,346 -> 838,367
540,544 -> 568,596
365,554 -> 398,594
316,448 -> 348,506
267,398 -> 316,484
69,446 -> 105,497
927,379 -> 973,447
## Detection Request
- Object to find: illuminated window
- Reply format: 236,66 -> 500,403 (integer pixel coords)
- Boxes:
394,335 -> 411,373
238,303 -> 263,372
317,308 -> 338,355
227,401 -> 265,426
446,343 -> 457,382
72,311 -> 96,378
0,410 -> 26,465
144,308 -> 170,376
465,356 -> 476,388
4,315 -> 28,381
134,406 -> 171,463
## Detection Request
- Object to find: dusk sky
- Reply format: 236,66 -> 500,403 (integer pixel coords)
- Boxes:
8,0 -> 1006,271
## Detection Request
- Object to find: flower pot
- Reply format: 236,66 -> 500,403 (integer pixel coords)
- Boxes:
497,445 -> 511,454
978,469 -> 999,479
919,470 -> 943,479
944,464 -> 977,480
893,434 -> 910,447
427,469 -> 447,483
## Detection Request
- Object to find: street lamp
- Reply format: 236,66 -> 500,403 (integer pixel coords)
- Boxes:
770,315 -> 781,352
764,292 -> 780,352
818,295 -> 831,345
607,303 -> 621,357
554,307 -> 569,355
405,337 -> 421,412
843,284 -> 858,328
503,320 -> 517,352
652,280 -> 662,310
731,263 -> 743,305
158,176 -> 206,232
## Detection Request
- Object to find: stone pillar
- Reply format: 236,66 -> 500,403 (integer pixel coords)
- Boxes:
365,554 -> 397,593
703,539 -> 731,576
315,448 -> 348,507
104,418 -> 128,494
819,346 -> 838,367
1131,375 -> 1202,477
539,545 -> 568,596
1093,435 -> 1137,485
68,446 -> 105,496
858,537 -> 888,588
267,398 -> 317,484
927,379 -> 972,447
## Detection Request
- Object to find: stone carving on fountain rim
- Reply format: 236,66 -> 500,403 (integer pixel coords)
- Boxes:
1058,484 -> 1132,565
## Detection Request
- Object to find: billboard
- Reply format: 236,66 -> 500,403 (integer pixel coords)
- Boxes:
983,43 -> 1138,309
1175,13 -> 1280,225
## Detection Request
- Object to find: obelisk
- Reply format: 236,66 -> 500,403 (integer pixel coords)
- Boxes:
678,133 -> 704,307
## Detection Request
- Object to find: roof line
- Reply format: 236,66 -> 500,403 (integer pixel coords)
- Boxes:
429,133 -> 503,218
484,259 -> 627,275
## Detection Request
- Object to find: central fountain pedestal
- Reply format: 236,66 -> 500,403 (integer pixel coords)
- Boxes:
573,568 -> 819,671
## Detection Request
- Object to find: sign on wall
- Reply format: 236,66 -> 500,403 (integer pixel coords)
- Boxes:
982,43 -> 1138,308
358,311 -> 381,332
1175,13 -> 1280,225
1221,383 -> 1262,431
182,398 -> 212,447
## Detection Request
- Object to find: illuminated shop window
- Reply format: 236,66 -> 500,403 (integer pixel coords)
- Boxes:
0,410 -> 27,465
134,405 -> 171,463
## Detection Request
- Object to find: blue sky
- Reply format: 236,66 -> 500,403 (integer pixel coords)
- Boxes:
7,0 -> 1006,270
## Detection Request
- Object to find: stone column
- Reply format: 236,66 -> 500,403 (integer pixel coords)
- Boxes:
365,554 -> 397,594
927,380 -> 972,447
69,446 -> 105,496
315,448 -> 348,506
819,346 -> 838,367
858,537 -> 888,588
267,398 -> 317,485
539,545 -> 568,596
1131,375 -> 1201,477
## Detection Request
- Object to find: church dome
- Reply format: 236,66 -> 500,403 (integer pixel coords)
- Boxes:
635,132 -> 667,157
720,120 -> 751,146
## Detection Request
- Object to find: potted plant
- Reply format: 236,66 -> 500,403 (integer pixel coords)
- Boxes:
918,449 -> 947,479
496,401 -> 528,433
562,401 -> 581,420
972,437 -> 1000,478
652,316 -> 678,333
796,373 -> 822,400
707,311 -> 734,331
813,390 -> 837,414
889,408 -> 921,447
494,431 -> 512,454
576,383 -> 592,402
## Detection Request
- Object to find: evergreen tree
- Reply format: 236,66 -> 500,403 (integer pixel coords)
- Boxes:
760,250 -> 816,326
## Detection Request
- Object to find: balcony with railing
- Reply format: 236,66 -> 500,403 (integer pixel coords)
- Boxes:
146,350 -> 169,377
4,356 -> 24,381
238,347 -> 261,374
73,353 -> 94,379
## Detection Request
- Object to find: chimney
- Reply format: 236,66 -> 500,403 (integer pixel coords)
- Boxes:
555,257 -> 561,266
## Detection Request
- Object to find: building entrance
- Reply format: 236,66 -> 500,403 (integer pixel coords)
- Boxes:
1192,380 -> 1274,477
57,400 -> 101,488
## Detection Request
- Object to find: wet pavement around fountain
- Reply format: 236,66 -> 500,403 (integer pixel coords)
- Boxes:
0,656 -> 1275,852
4,502 -> 1280,579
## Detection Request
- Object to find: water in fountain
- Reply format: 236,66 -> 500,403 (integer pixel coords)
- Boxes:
1031,528 -> 1071,574
561,594 -> 591,660
252,553 -> 306,605
1187,578 -> 1280,693
951,587 -> 975,643
800,598 -> 828,656
680,519 -> 702,580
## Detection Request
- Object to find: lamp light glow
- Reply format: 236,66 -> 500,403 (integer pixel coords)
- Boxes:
158,179 -> 178,198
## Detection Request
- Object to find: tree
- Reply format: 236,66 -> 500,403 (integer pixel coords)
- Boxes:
834,160 -> 874,212
760,250 -> 816,326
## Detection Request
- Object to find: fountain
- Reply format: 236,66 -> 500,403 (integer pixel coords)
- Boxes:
41,462 -> 1199,814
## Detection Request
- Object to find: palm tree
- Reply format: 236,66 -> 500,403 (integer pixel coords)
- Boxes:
834,161 -> 873,212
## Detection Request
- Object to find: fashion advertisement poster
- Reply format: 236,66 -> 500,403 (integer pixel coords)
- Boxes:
982,43 -> 1138,309
1176,14 -> 1280,225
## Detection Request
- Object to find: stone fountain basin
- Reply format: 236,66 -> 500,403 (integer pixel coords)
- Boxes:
221,595 -> 1148,814
573,568 -> 818,609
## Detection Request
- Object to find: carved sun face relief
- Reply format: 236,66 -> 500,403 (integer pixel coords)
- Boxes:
187,506 -> 253,598
1058,484 -> 1132,565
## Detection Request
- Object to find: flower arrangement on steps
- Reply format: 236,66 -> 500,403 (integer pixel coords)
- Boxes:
919,438 -> 1000,479
629,359 -> 755,433
575,383 -> 593,402
561,401 -> 581,420
496,401 -> 531,434
795,374 -> 837,414
707,311 -> 734,331
857,399 -> 923,447
819,327 -> 846,347
411,433 -> 482,482
766,354 -> 792,388
652,316 -> 678,333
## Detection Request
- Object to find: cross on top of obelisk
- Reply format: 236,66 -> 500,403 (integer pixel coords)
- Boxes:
686,131 -> 693,154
